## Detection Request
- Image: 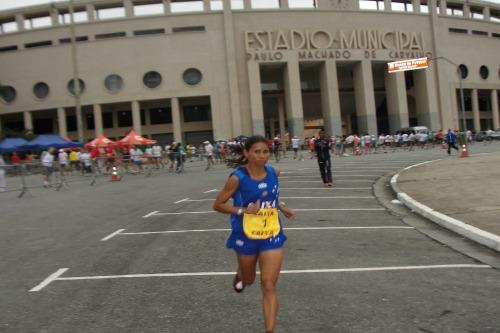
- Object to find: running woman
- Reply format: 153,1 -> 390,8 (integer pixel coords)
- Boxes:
213,135 -> 295,333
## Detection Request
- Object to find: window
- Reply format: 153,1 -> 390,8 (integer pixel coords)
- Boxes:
457,89 -> 472,111
103,112 -> 114,128
183,105 -> 212,122
0,86 -> 16,103
479,66 -> 489,80
104,74 -> 123,92
118,111 -> 133,127
289,0 -> 317,8
211,1 -> 223,10
359,0 -> 383,10
134,3 -> 164,16
1,21 -> 18,33
96,7 -> 126,20
183,68 -> 203,85
172,26 -> 206,33
59,11 -> 88,24
449,28 -> 468,34
25,41 -> 52,48
478,90 -> 491,111
134,29 -> 165,36
171,1 -> 204,12
252,0 -> 279,9
143,71 -> 162,88
150,108 -> 172,124
95,32 -> 126,40
86,113 -> 95,130
471,30 -> 488,36
33,82 -> 49,99
0,45 -> 18,52
27,16 -> 52,29
66,115 -> 77,132
67,79 -> 85,95
230,0 -> 244,9
458,64 -> 468,79
59,36 -> 89,43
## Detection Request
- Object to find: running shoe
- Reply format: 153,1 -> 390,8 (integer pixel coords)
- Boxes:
233,273 -> 244,293
327,182 -> 333,187
323,183 -> 329,188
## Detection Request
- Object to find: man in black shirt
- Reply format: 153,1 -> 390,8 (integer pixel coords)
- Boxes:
314,129 -> 332,187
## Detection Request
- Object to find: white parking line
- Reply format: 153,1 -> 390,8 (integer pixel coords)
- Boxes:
203,189 -> 218,193
142,211 -> 159,218
101,229 -> 125,241
280,187 -> 371,190
177,196 -> 375,202
146,208 -> 384,217
113,226 -> 414,237
175,198 -> 189,204
30,264 -> 491,291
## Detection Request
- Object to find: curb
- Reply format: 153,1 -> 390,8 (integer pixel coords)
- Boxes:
390,160 -> 500,253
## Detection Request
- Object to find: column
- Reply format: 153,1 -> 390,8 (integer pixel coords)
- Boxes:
319,60 -> 342,136
222,0 -> 242,136
353,61 -> 377,135
439,0 -> 446,15
278,97 -> 286,137
171,97 -> 182,143
463,4 -> 470,18
163,0 -> 171,14
131,101 -> 142,135
280,0 -> 289,9
203,0 -> 210,11
58,108 -> 67,138
23,111 -> 33,133
124,0 -> 134,17
483,7 -> 490,20
269,118 -> 276,138
50,7 -> 59,26
93,104 -> 103,136
144,107 -> 151,126
384,71 -> 409,134
412,0 -> 421,13
384,0 -> 392,11
491,90 -> 499,130
86,4 -> 95,21
284,57 -> 304,139
247,61 -> 265,135
243,0 -> 252,9
413,69 -> 440,130
471,89 -> 480,132
15,14 -> 25,31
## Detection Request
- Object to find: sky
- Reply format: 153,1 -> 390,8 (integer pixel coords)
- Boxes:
1,0 -> 499,12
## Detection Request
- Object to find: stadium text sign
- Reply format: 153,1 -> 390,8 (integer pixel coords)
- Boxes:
387,57 -> 429,73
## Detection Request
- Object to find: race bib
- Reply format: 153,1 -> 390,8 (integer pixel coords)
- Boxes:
243,208 -> 280,240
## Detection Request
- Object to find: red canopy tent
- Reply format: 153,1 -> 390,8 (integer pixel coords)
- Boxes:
85,134 -> 116,148
117,130 -> 157,147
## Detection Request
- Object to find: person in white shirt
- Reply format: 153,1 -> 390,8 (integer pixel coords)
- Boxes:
408,132 -> 416,151
152,144 -> 163,169
79,150 -> 92,174
204,141 -> 214,170
291,135 -> 301,160
58,149 -> 68,173
42,148 -> 56,187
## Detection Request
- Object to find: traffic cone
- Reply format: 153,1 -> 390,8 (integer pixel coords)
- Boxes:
460,144 -> 469,158
111,166 -> 121,181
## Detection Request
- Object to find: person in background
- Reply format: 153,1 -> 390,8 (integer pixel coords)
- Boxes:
445,129 -> 459,155
315,129 -> 333,187
42,147 -> 56,187
0,154 -> 6,192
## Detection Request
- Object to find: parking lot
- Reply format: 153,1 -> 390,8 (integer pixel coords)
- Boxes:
1,144 -> 500,333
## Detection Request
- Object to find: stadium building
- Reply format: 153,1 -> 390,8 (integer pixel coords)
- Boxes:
0,0 -> 499,144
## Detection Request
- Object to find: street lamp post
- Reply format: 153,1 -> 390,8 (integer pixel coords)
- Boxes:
429,56 -> 467,141
69,0 -> 84,142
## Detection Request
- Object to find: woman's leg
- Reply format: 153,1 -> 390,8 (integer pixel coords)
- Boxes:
236,253 -> 258,286
259,249 -> 283,333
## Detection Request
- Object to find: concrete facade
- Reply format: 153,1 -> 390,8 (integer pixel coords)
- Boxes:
0,0 -> 499,143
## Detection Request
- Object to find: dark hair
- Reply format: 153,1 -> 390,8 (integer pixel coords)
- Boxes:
226,135 -> 268,168
244,135 -> 268,151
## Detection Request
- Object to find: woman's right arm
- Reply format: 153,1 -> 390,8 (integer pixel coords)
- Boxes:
213,175 -> 241,215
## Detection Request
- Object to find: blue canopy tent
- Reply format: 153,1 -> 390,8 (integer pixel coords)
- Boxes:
21,134 -> 84,151
0,138 -> 29,153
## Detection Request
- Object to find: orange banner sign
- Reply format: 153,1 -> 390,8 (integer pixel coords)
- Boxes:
387,57 -> 429,73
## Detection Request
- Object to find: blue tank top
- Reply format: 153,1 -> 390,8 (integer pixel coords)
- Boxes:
230,164 -> 280,233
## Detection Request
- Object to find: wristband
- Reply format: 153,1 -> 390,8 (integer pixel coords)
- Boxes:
236,207 -> 244,216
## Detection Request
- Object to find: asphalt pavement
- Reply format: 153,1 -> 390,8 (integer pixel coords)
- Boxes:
1,144 -> 500,333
